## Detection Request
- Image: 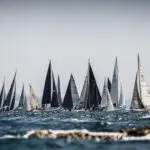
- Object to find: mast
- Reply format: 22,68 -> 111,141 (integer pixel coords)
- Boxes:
41,61 -> 51,108
62,77 -> 73,110
0,79 -> 5,108
9,81 -> 16,111
17,84 -> 25,109
57,75 -> 62,106
51,72 -> 59,107
3,72 -> 16,111
110,57 -> 119,107
29,84 -> 40,110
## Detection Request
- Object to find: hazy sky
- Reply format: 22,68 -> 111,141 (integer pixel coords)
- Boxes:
0,0 -> 150,105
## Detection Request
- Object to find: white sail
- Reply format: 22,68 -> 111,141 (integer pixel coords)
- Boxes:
118,82 -> 125,107
138,55 -> 150,109
110,57 -> 120,107
106,88 -> 114,111
29,84 -> 40,110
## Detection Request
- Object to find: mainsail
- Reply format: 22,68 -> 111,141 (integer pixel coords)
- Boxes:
29,84 -> 40,110
57,75 -> 62,106
110,57 -> 119,107
131,55 -> 150,109
0,79 -> 5,108
51,72 -> 59,107
3,72 -> 16,111
42,61 -> 51,108
9,81 -> 16,111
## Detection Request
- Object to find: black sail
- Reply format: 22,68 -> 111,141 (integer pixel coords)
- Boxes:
42,62 -> 51,107
3,72 -> 16,110
63,78 -> 73,110
0,80 -> 5,108
10,81 -> 16,111
51,72 -> 59,107
17,84 -> 25,109
57,75 -> 62,106
107,78 -> 111,93
85,63 -> 101,110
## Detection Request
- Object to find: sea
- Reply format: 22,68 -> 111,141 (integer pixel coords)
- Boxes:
0,110 -> 150,150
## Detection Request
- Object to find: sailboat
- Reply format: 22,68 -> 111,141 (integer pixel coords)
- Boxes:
101,78 -> 114,111
77,61 -> 101,110
0,79 -> 5,110
29,84 -> 40,111
62,74 -> 80,111
3,72 -> 16,111
41,61 -> 51,109
131,54 -> 150,110
110,57 -> 125,109
51,72 -> 60,108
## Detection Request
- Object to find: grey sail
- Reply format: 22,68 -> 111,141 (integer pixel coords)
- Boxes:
110,57 -> 119,107
70,74 -> 80,109
78,71 -> 89,109
17,84 -> 25,109
23,94 -> 28,111
131,54 -> 150,109
118,82 -> 125,107
57,75 -> 62,106
3,72 -> 16,111
101,78 -> 108,108
107,78 -> 111,93
0,79 -> 5,109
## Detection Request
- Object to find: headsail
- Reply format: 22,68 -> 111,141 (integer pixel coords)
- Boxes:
107,78 -> 111,93
29,84 -> 40,110
42,61 -> 51,108
118,82 -> 125,107
51,72 -> 59,108
106,87 -> 114,111
0,79 -> 5,109
3,72 -> 16,111
57,75 -> 62,106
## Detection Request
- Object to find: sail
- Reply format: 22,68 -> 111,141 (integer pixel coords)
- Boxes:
51,72 -> 59,107
9,81 -> 16,111
118,82 -> 125,107
62,78 -> 73,110
106,87 -> 114,111
23,94 -> 28,110
42,62 -> 51,107
85,63 -> 101,109
29,84 -> 40,110
17,84 -> 25,109
78,71 -> 89,109
107,78 -> 111,93
101,78 -> 108,108
3,72 -> 16,110
138,55 -> 150,109
131,72 -> 144,109
0,80 -> 5,108
57,75 -> 62,106
110,57 -> 119,107
70,74 -> 80,109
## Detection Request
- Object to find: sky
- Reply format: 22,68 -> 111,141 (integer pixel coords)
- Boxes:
0,0 -> 150,105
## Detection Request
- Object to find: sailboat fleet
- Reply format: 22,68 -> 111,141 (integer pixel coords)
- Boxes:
0,54 -> 150,112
